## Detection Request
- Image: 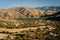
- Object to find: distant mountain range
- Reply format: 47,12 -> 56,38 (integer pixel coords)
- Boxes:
36,6 -> 60,11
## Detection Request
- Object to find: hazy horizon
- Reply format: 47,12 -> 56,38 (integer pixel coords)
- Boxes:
0,0 -> 60,9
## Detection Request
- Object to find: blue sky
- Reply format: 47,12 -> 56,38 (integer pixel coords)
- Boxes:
0,0 -> 60,9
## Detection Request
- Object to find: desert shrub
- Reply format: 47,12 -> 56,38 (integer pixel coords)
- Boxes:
2,31 -> 6,33
1,31 -> 12,34
0,39 -> 4,40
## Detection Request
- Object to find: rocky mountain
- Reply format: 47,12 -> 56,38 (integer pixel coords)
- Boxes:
0,7 -> 55,20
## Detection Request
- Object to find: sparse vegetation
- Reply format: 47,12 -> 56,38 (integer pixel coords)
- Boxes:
0,20 -> 60,40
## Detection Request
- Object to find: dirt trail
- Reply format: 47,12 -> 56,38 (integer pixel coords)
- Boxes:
0,27 -> 40,33
0,27 -> 41,39
0,26 -> 48,39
